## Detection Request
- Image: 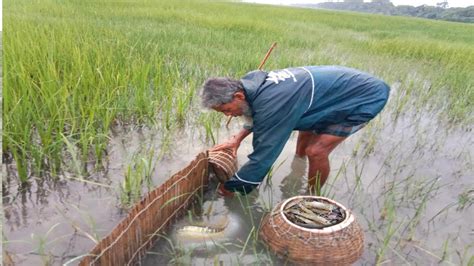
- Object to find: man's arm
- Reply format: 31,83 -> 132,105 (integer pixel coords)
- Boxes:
210,128 -> 252,156
231,128 -> 252,147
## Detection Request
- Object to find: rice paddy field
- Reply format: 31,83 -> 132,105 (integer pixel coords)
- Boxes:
2,0 -> 474,265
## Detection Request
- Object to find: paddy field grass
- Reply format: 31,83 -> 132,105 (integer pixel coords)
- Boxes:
2,0 -> 473,265
3,0 -> 473,182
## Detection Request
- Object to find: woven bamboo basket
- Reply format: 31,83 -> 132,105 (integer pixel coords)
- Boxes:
77,149 -> 238,265
259,196 -> 364,265
79,152 -> 210,266
208,148 -> 238,183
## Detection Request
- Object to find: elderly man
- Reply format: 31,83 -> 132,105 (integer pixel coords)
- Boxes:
201,66 -> 389,195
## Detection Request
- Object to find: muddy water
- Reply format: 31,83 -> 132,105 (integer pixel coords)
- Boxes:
145,107 -> 473,264
141,110 -> 473,265
2,126 -> 210,265
3,108 -> 474,265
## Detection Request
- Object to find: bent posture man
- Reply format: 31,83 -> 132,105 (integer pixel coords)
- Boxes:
201,66 -> 390,195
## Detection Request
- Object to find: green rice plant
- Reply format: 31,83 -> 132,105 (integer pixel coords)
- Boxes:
197,112 -> 222,145
308,171 -> 323,196
457,188 -> 474,210
375,186 -> 404,265
120,148 -> 156,207
4,0 -> 474,183
61,133 -> 86,176
264,158 -> 287,187
463,245 -> 474,266
404,177 -> 439,240
28,223 -> 66,265
361,120 -> 384,158
321,159 -> 347,199
440,237 -> 450,263
147,234 -> 190,265
66,204 -> 101,244
3,1 -> 474,265
239,226 -> 256,258
344,160 -> 365,199
175,81 -> 198,125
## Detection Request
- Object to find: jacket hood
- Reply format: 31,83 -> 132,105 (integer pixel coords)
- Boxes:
240,70 -> 268,103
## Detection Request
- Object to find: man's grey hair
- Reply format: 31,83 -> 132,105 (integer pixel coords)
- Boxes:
200,77 -> 243,108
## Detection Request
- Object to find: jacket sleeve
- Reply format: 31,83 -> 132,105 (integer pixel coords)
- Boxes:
224,105 -> 306,194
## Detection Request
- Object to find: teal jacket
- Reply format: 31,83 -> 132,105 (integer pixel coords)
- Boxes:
224,66 -> 390,194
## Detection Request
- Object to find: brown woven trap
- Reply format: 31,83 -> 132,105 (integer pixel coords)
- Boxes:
77,150 -> 238,265
79,152 -> 210,265
259,196 -> 364,265
208,148 -> 238,183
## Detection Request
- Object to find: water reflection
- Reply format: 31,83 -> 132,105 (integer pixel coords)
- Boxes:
3,108 -> 473,265
279,155 -> 307,199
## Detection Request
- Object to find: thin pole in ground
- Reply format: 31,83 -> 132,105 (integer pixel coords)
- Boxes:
226,42 -> 277,128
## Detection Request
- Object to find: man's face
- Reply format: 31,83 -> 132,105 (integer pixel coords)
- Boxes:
213,101 -> 243,117
212,91 -> 249,117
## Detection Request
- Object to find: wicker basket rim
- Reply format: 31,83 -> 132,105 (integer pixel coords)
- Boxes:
278,195 -> 355,234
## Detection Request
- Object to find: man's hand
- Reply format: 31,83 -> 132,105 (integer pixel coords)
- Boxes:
217,183 -> 234,197
209,136 -> 240,156
209,128 -> 251,157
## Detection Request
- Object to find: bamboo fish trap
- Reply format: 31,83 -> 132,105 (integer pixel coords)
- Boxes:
79,149 -> 237,265
208,148 -> 238,183
259,196 -> 364,265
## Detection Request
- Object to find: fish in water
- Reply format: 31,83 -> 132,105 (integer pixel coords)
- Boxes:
176,219 -> 228,239
174,212 -> 241,250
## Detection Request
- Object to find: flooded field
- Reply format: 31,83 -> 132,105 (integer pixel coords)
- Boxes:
3,101 -> 473,265
3,125 -> 207,265
142,106 -> 473,265
3,0 -> 473,265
